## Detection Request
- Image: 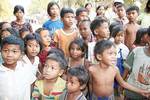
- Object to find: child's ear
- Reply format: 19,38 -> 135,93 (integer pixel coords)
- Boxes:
94,29 -> 98,35
96,54 -> 102,61
80,84 -> 86,90
58,69 -> 64,76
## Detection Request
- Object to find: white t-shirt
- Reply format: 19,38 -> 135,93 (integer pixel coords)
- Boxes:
22,55 -> 39,75
0,61 -> 36,100
125,47 -> 150,90
116,43 -> 129,59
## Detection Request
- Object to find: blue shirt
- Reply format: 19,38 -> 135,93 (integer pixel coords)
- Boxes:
43,19 -> 63,36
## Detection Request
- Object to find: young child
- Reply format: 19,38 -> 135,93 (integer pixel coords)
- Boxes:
124,5 -> 140,50
113,3 -> 128,26
68,38 -> 87,68
132,28 -> 148,49
54,7 -> 79,57
19,27 -> 30,39
43,2 -> 63,37
123,26 -> 150,100
111,25 -> 129,99
96,5 -> 106,18
88,40 -> 150,99
78,19 -> 94,45
31,51 -> 68,100
0,35 -> 36,100
11,5 -> 33,32
88,17 -> 110,63
0,28 -> 19,39
0,22 -> 11,30
22,33 -> 41,75
76,7 -> 89,26
59,66 -> 89,100
36,28 -> 52,70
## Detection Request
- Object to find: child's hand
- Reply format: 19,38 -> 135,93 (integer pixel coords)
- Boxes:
140,90 -> 150,98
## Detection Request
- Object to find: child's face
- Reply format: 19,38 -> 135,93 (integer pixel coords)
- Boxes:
40,30 -> 51,47
96,6 -> 105,16
26,40 -> 40,57
97,46 -> 117,66
127,10 -> 138,22
15,9 -> 24,19
20,31 -> 30,39
49,4 -> 59,17
141,34 -> 148,45
1,31 -> 11,40
79,22 -> 91,39
43,59 -> 62,80
61,13 -> 74,27
1,44 -> 21,67
114,32 -> 124,44
77,11 -> 88,22
69,43 -> 83,59
116,7 -> 126,18
67,75 -> 81,93
95,22 -> 110,39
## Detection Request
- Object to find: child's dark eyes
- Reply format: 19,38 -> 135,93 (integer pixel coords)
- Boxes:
2,49 -> 20,53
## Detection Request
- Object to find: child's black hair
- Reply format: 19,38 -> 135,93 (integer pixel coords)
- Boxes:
13,5 -> 24,15
126,5 -> 139,14
68,66 -> 89,86
23,33 -> 42,54
116,3 -> 125,9
90,17 -> 108,36
134,28 -> 148,45
47,2 -> 60,16
60,7 -> 74,18
69,38 -> 87,58
0,27 -> 19,37
85,3 -> 92,8
111,25 -> 124,38
94,40 -> 115,61
109,22 -> 121,36
145,0 -> 150,13
78,19 -> 91,27
46,49 -> 68,70
1,35 -> 24,52
76,7 -> 87,17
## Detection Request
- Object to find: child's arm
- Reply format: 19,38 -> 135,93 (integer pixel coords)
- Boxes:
115,68 -> 150,97
31,81 -> 41,100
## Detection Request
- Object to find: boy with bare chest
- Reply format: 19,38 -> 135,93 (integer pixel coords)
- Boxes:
88,40 -> 150,100
124,6 -> 140,50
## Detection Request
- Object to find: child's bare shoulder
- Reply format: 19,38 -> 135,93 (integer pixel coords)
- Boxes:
88,64 -> 98,73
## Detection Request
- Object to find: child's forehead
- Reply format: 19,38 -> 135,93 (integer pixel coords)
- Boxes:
68,74 -> 79,81
127,10 -> 138,13
2,44 -> 21,49
64,13 -> 74,16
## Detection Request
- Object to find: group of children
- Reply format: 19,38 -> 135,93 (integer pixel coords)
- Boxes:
0,0 -> 150,100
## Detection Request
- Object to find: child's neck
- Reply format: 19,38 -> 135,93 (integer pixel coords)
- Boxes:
96,36 -> 105,42
99,62 -> 109,69
44,77 -> 58,84
129,20 -> 136,24
3,63 -> 17,70
67,90 -> 82,100
16,18 -> 24,24
27,54 -> 35,64
50,16 -> 58,21
63,26 -> 74,33
70,57 -> 83,66
43,46 -> 51,51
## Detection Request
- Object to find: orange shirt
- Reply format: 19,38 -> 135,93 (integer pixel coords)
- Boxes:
54,29 -> 79,57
